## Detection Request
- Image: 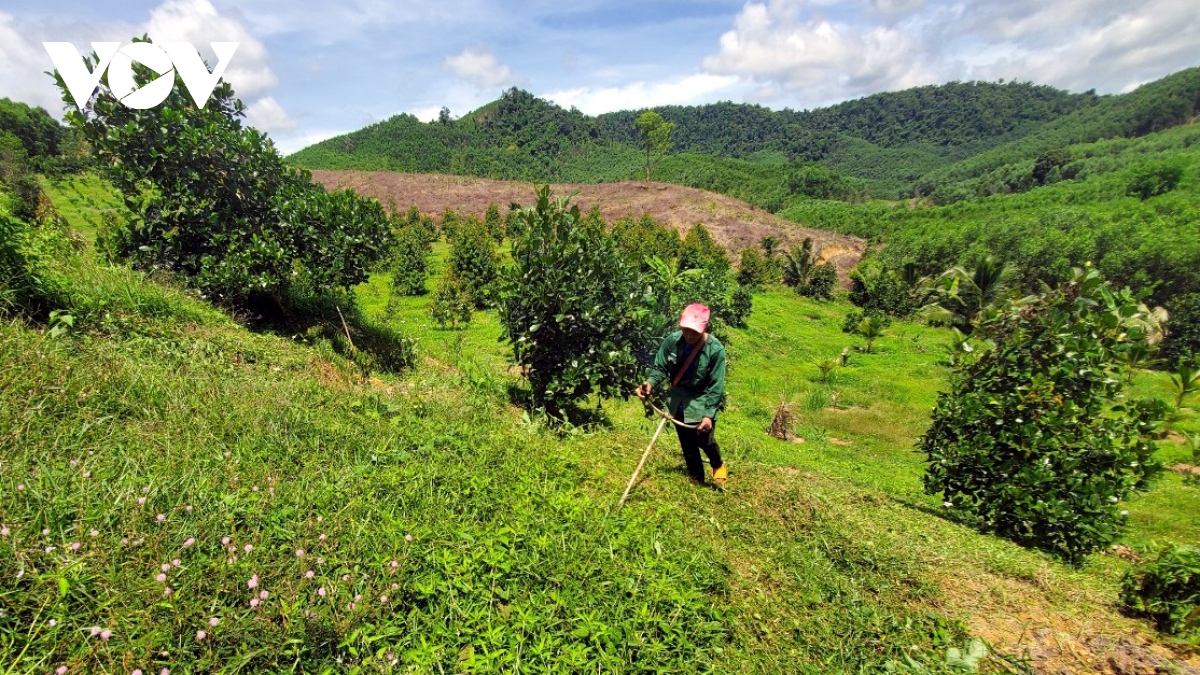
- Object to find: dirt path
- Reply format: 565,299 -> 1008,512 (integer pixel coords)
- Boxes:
310,170 -> 867,279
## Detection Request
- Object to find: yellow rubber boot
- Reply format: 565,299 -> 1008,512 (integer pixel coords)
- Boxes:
712,464 -> 728,488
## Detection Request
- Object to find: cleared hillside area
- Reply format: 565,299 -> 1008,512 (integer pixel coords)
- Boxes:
310,170 -> 867,278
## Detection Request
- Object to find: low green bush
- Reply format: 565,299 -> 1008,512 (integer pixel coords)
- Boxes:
1121,545 -> 1200,639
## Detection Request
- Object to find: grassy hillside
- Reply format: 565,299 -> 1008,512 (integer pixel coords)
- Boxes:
3,181 -> 1198,672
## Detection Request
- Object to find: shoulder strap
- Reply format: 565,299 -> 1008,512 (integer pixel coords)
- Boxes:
671,333 -> 708,387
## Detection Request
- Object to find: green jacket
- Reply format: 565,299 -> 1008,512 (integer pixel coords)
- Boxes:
646,331 -> 726,423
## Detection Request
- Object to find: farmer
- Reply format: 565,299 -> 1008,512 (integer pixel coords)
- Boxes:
635,303 -> 728,487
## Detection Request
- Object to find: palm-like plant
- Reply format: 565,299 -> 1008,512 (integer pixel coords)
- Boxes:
781,238 -> 817,289
857,314 -> 888,354
921,256 -> 1014,333
1169,362 -> 1200,413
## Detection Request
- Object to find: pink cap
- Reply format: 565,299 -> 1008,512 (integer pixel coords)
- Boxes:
679,303 -> 710,332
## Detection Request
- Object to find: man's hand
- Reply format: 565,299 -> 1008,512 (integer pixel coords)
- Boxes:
635,382 -> 652,400
697,417 -> 713,433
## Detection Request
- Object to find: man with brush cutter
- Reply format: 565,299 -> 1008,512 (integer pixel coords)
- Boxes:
634,303 -> 728,488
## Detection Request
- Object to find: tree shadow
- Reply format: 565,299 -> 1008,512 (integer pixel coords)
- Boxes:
244,287 -> 416,375
504,383 -> 615,433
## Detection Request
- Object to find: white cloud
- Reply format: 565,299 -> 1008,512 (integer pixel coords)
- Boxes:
443,48 -> 523,90
145,0 -> 276,97
541,73 -> 742,114
244,96 -> 296,133
701,0 -> 1200,107
702,1 -> 936,105
0,12 -> 63,112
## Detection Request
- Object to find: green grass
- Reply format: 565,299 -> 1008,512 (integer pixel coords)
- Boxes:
40,173 -> 129,244
3,217 -> 1198,672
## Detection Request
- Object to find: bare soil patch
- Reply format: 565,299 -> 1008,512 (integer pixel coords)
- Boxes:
311,170 -> 866,280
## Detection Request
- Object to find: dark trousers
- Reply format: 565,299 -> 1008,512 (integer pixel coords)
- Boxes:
674,418 -> 723,482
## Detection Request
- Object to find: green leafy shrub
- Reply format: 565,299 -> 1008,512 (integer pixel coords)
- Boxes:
842,309 -> 892,335
0,212 -> 31,312
801,261 -> 838,300
428,267 -> 473,329
727,285 -> 753,327
387,225 -> 431,300
402,205 -> 438,245
1162,292 -> 1200,365
849,260 -> 919,317
679,223 -> 730,273
53,37 -> 392,309
498,186 -> 648,416
610,214 -> 682,270
921,267 -> 1163,562
1121,545 -> 1200,638
1126,160 -> 1186,199
446,217 -> 500,309
484,202 -> 504,244
736,247 -> 770,289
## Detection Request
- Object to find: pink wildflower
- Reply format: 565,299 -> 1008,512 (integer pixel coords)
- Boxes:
390,560 -> 398,569
319,533 -> 326,541
42,528 -> 49,536
249,598 -> 259,607
305,570 -> 314,579
89,529 -> 99,537
243,544 -> 252,553
259,590 -> 268,600
156,573 -> 167,583
100,629 -> 111,640
163,586 -> 173,596
82,471 -> 91,478
161,669 -> 170,675
209,617 -> 220,627
341,574 -> 350,581
221,536 -> 231,545
69,542 -> 80,551
318,587 -> 326,597
160,563 -> 171,572
317,516 -> 323,522
142,486 -> 150,493
196,630 -> 207,640
247,574 -> 259,589
185,505 -> 193,512
133,670 -> 143,675
156,514 -> 166,523
70,459 -> 78,466
0,526 -> 8,536
172,559 -> 181,567
295,548 -> 305,557
56,667 -> 67,675
48,619 -> 57,627
317,557 -> 324,564
90,627 -> 101,636
380,595 -> 388,603
405,534 -> 413,542
183,538 -> 195,547
137,497 -> 146,505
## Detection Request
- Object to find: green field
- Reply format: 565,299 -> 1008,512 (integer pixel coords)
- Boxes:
3,121 -> 1199,672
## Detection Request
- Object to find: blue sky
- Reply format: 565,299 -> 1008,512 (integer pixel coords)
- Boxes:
3,0 -> 1198,154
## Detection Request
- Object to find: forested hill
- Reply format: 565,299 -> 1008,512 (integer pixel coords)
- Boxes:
594,81 -> 1095,162
288,67 -> 1200,201
286,80 -> 1095,191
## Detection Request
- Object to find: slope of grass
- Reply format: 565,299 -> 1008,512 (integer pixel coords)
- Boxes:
3,200 -> 1198,673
